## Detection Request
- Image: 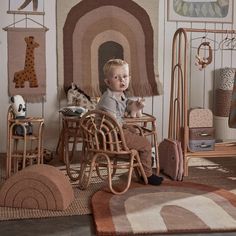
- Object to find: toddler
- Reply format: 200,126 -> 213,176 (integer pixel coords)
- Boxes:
96,59 -> 163,185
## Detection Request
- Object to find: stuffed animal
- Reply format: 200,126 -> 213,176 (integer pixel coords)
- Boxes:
10,95 -> 33,136
10,95 -> 26,118
125,98 -> 145,118
66,83 -> 97,110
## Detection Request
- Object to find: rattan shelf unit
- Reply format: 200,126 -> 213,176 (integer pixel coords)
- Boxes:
6,106 -> 44,178
169,28 -> 236,176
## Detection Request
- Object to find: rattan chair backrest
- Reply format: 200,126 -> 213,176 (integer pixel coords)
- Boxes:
80,110 -> 129,154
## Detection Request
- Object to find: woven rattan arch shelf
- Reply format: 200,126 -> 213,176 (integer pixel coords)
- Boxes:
169,27 -> 236,176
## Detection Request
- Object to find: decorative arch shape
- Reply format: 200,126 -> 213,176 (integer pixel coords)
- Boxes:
0,164 -> 74,210
63,0 -> 159,97
91,182 -> 236,234
98,40 -> 124,93
91,30 -> 132,95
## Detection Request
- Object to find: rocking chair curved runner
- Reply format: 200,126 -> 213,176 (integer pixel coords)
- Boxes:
79,110 -> 148,195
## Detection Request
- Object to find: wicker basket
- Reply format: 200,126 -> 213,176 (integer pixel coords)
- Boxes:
214,89 -> 232,117
216,67 -> 235,90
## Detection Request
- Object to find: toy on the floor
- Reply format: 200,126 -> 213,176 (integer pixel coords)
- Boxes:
0,164 -> 74,210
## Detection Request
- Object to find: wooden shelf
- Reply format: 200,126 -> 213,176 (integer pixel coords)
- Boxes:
186,142 -> 236,158
11,134 -> 40,140
7,10 -> 45,15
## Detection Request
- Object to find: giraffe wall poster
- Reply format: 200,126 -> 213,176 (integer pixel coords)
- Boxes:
7,28 -> 46,102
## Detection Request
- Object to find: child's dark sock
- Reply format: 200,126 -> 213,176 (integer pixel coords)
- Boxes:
147,174 -> 163,186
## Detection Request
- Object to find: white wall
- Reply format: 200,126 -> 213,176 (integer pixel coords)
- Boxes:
0,0 -> 236,153
0,0 -> 58,153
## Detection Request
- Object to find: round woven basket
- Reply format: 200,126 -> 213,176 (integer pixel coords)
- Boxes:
216,67 -> 235,90
214,89 -> 232,117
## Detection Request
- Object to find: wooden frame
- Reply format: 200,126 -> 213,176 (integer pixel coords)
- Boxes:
169,27 -> 236,176
167,0 -> 233,23
7,0 -> 45,15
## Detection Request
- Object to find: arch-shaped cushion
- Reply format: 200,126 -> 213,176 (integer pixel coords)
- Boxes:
0,164 -> 74,210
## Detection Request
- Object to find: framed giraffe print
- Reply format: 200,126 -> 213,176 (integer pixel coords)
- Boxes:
8,0 -> 45,15
7,28 -> 46,102
167,0 -> 233,23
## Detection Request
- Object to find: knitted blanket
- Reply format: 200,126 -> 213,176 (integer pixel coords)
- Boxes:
57,0 -> 163,97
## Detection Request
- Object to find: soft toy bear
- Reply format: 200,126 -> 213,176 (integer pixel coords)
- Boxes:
10,95 -> 26,118
125,98 -> 145,118
10,95 -> 33,136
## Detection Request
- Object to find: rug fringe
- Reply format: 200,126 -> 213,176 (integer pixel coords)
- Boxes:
24,95 -> 46,103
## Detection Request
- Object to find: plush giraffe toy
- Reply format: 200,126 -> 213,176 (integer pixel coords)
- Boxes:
13,36 -> 39,88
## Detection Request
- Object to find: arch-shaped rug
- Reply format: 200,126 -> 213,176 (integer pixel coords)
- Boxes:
91,181 -> 236,235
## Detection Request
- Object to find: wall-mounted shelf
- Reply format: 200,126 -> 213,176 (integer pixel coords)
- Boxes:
7,10 -> 45,15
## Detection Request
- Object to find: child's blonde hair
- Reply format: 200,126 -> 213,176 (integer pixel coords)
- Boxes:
103,59 -> 128,78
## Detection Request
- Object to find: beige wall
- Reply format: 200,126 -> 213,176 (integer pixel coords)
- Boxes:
0,0 -> 236,153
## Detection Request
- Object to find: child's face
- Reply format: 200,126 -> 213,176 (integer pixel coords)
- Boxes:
105,65 -> 130,93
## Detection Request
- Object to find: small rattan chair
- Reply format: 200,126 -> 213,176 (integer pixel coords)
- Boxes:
79,110 -> 148,195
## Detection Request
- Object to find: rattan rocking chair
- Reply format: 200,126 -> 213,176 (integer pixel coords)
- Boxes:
79,110 -> 148,195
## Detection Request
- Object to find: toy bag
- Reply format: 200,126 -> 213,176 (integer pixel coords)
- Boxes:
158,139 -> 184,181
188,108 -> 213,128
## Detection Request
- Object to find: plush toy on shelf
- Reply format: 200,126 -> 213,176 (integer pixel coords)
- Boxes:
66,82 -> 97,110
10,95 -> 26,119
125,98 -> 145,118
10,95 -> 33,136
